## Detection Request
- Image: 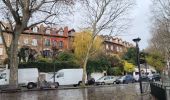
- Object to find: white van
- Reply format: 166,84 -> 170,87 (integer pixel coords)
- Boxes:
0,68 -> 39,89
133,68 -> 156,81
48,69 -> 86,86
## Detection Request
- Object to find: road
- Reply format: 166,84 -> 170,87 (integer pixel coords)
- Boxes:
0,83 -> 155,100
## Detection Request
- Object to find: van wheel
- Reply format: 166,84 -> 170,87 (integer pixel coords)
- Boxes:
27,82 -> 35,89
102,82 -> 105,85
78,81 -> 82,86
54,82 -> 59,88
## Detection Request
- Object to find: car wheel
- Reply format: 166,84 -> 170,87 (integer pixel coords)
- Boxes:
113,81 -> 116,84
27,82 -> 36,89
78,81 -> 82,86
102,82 -> 105,85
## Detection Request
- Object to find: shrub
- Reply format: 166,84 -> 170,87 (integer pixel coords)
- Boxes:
18,61 -> 80,72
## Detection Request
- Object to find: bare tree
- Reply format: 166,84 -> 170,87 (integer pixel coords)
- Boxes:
149,0 -> 170,64
147,0 -> 170,79
77,0 -> 134,85
0,0 -> 74,89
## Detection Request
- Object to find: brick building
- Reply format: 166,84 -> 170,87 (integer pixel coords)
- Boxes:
0,23 -> 133,64
101,35 -> 133,55
0,24 -> 75,63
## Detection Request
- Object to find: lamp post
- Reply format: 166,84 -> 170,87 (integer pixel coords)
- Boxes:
133,37 -> 143,94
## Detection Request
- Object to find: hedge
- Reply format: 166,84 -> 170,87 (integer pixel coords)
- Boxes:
18,61 -> 80,72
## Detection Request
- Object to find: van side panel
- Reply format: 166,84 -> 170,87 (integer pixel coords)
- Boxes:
55,69 -> 84,85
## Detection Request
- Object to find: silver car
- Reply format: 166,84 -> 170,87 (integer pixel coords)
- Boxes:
95,76 -> 118,85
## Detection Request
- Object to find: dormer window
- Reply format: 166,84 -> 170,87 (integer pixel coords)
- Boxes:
1,26 -> 5,30
110,38 -> 112,42
0,48 -> 3,55
33,27 -> 38,33
46,29 -> 51,34
0,36 -> 2,44
58,30 -> 64,35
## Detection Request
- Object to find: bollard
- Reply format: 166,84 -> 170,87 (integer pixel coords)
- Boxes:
166,87 -> 170,100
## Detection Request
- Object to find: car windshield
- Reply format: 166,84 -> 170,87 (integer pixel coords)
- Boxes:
98,76 -> 106,80
118,76 -> 125,79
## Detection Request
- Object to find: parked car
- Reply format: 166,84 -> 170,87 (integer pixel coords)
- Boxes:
150,73 -> 161,82
95,76 -> 117,85
115,75 -> 135,84
87,78 -> 95,85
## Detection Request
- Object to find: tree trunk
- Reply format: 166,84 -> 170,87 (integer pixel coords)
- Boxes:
82,42 -> 93,86
8,34 -> 19,89
82,57 -> 88,86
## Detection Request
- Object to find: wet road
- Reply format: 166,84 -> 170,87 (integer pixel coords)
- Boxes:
0,84 -> 154,100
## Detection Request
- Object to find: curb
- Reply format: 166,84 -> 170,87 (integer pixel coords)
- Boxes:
0,83 -> 143,93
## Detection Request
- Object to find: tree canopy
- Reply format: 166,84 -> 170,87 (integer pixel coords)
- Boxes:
123,60 -> 135,73
73,30 -> 103,63
146,51 -> 165,72
122,47 -> 137,65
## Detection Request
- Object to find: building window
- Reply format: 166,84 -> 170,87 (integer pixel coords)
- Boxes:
42,50 -> 51,57
24,39 -> 29,45
52,40 -> 57,47
116,46 -> 119,52
59,41 -> 63,48
58,30 -> 63,35
119,47 -> 122,52
45,39 -> 50,46
0,36 -> 2,44
46,29 -> 51,34
106,44 -> 109,50
111,45 -> 113,51
32,39 -> 38,46
0,48 -> 3,55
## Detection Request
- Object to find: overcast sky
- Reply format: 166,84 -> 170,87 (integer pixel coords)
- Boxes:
67,0 -> 153,50
118,0 -> 152,50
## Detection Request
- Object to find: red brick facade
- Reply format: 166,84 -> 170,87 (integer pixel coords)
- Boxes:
0,24 -> 75,63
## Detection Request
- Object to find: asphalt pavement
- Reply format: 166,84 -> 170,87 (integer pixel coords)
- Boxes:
0,83 -> 156,100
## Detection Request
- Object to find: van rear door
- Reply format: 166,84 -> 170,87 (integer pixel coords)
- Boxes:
0,73 -> 8,85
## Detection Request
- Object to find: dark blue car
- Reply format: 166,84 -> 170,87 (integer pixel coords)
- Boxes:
115,75 -> 135,84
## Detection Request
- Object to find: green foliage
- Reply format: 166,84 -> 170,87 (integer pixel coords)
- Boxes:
123,47 -> 137,65
18,61 -> 80,72
87,57 -> 110,74
124,60 -> 135,73
108,54 -> 124,68
107,67 -> 122,75
57,51 -> 75,61
146,51 -> 165,72
87,53 -> 124,74
18,47 -> 27,62
36,56 -> 52,62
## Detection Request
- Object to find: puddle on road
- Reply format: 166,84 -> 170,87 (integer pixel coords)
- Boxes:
0,84 -> 153,100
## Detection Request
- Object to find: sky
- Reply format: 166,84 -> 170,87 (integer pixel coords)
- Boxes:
118,0 -> 153,50
66,0 -> 153,50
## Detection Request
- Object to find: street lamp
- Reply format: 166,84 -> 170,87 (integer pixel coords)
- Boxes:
133,37 -> 143,94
